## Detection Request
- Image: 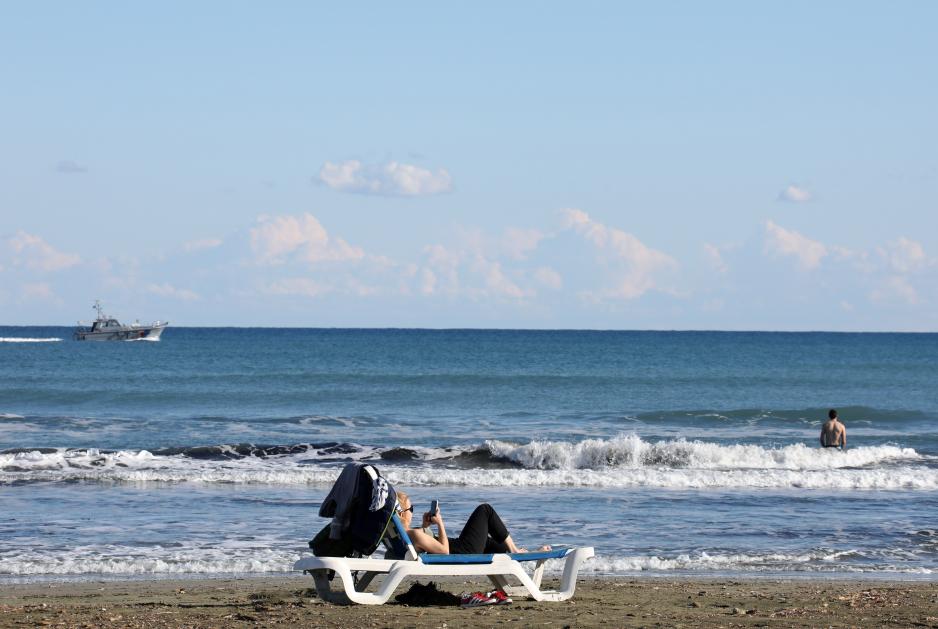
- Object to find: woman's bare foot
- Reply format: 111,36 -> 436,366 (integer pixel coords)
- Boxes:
505,534 -> 551,554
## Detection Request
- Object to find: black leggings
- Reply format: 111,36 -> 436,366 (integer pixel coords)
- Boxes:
447,504 -> 511,554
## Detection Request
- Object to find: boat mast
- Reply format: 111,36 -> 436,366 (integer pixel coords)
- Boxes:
93,300 -> 106,321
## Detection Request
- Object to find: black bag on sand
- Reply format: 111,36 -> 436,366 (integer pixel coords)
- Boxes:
395,581 -> 461,606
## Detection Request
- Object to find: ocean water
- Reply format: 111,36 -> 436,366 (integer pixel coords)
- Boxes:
1,327 -> 937,582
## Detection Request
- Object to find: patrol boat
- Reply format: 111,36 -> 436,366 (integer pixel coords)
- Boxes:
73,300 -> 168,341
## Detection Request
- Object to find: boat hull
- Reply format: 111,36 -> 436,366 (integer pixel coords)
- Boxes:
73,324 -> 168,341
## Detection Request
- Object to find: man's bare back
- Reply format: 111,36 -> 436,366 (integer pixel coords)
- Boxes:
820,409 -> 846,449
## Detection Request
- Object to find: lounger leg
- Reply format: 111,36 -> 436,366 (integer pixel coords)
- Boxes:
488,574 -> 513,593
311,570 -> 334,601
357,563 -> 412,605
333,565 -> 382,605
299,562 -> 404,605
531,559 -> 546,590
488,559 -> 544,599
355,571 -> 379,592
555,547 -> 594,600
505,548 -> 595,602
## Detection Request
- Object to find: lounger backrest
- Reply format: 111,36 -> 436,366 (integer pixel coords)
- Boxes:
385,513 -> 419,561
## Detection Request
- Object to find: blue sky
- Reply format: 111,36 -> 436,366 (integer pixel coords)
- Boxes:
2,2 -> 936,329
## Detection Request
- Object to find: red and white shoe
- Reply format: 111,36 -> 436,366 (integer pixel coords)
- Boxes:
459,591 -> 496,608
486,589 -> 513,605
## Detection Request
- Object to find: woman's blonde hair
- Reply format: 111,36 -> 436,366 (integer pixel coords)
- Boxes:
395,490 -> 409,509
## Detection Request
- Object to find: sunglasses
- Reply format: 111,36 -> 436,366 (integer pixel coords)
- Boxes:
396,505 -> 414,515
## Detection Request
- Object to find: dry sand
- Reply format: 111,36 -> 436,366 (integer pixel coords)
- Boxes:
1,576 -> 936,628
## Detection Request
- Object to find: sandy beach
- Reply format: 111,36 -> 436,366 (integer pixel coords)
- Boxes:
1,576 -> 935,628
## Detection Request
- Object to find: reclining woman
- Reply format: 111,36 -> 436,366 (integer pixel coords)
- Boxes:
395,491 -> 548,555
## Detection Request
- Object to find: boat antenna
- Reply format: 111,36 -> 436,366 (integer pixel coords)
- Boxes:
93,300 -> 105,320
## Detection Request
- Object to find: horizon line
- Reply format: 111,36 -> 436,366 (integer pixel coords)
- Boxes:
1,324 -> 935,334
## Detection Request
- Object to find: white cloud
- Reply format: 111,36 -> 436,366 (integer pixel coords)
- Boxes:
8,231 -> 81,271
318,160 -> 452,197
419,244 -> 461,295
184,238 -> 223,252
777,184 -> 812,203
764,220 -> 827,270
879,237 -> 926,273
147,283 -> 200,301
560,208 -> 591,230
561,209 -> 674,271
424,243 -> 461,268
703,243 -> 728,274
22,282 -> 55,301
830,245 -> 857,260
501,228 -> 544,260
560,208 -> 677,299
266,277 -> 331,298
870,276 -> 919,305
416,241 -> 540,300
419,268 -> 437,295
476,259 -> 528,299
250,213 -> 364,266
534,266 -> 563,290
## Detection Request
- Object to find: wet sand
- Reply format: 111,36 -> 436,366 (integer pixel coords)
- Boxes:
1,576 -> 936,628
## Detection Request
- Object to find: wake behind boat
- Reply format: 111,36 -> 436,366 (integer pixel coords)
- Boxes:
73,300 -> 168,341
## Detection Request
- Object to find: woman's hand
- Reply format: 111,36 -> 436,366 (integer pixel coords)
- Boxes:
423,506 -> 442,528
414,505 -> 448,554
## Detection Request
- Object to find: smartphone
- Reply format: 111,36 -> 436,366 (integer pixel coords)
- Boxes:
429,499 -> 439,515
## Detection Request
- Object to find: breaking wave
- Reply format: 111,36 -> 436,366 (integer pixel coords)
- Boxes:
1,435 -> 934,490
1,547 -> 931,581
483,434 -> 923,470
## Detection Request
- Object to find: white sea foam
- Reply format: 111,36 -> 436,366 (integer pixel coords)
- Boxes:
387,466 -> 938,490
0,337 -> 62,343
484,434 -> 922,470
299,415 -> 358,428
1,547 -> 931,580
579,552 -> 934,575
0,547 -> 296,577
2,445 -> 936,490
0,413 -> 26,420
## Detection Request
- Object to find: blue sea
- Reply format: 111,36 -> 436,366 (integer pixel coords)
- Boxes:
1,328 -> 937,582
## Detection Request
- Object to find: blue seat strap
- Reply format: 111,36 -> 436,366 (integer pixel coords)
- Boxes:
419,547 -> 572,564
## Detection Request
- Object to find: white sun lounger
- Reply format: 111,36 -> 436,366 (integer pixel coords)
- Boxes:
293,513 -> 594,605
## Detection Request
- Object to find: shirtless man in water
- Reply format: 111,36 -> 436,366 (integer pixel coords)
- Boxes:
820,409 -> 846,449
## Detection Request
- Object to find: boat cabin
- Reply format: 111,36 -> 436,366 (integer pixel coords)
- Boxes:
91,319 -> 121,332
